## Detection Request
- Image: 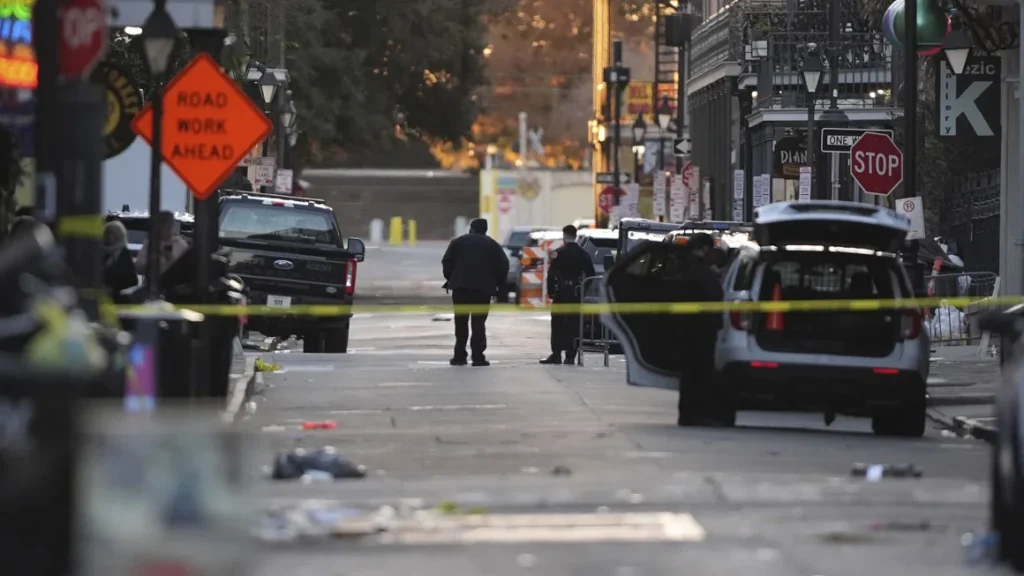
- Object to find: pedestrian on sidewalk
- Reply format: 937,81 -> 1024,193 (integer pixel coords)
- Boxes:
441,218 -> 509,366
102,220 -> 138,298
135,211 -> 188,275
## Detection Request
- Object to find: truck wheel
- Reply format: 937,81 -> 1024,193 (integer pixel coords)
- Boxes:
302,333 -> 324,353
323,325 -> 350,354
871,382 -> 926,437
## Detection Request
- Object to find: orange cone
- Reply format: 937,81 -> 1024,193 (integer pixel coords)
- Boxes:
766,284 -> 784,331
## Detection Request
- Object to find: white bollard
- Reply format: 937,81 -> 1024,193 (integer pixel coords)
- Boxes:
369,218 -> 384,245
454,216 -> 468,238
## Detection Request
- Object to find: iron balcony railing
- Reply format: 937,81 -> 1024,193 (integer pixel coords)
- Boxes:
747,31 -> 902,110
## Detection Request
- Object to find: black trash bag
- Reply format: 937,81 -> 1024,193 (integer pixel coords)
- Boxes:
271,447 -> 366,480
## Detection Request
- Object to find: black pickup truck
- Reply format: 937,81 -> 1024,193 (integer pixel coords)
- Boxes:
218,192 -> 365,353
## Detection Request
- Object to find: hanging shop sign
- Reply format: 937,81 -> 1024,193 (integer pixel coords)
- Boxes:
0,0 -> 36,89
91,61 -> 141,159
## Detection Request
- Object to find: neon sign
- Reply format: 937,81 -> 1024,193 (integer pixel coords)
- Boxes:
0,0 -> 34,89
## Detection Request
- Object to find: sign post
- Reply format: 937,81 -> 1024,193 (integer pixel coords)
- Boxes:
849,132 -> 904,196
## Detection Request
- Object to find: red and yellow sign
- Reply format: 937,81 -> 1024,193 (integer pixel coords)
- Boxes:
0,0 -> 37,88
623,81 -> 678,120
131,53 -> 273,200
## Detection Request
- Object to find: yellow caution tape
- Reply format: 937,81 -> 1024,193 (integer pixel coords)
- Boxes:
100,296 -> 1020,317
57,214 -> 105,239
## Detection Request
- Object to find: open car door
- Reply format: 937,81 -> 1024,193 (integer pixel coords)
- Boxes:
600,241 -> 712,391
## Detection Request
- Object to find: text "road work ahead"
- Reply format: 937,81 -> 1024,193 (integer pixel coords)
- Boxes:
131,53 -> 273,201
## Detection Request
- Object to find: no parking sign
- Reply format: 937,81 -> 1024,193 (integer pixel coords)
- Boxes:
896,196 -> 925,240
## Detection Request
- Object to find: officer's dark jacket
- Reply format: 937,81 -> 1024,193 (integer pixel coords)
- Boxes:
546,242 -> 596,300
681,254 -> 725,333
442,231 -> 510,295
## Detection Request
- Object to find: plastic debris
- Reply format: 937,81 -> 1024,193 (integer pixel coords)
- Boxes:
253,501 -> 371,542
962,531 -> 1001,564
850,463 -> 922,480
261,425 -> 288,433
243,401 -> 258,416
301,420 -> 338,430
271,447 -> 367,480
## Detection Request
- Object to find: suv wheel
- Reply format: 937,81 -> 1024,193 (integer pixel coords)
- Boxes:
302,333 -> 324,353
323,325 -> 350,354
871,380 -> 926,437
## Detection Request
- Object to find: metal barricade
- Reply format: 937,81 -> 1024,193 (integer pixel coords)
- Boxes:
925,271 -> 1000,349
576,275 -> 617,367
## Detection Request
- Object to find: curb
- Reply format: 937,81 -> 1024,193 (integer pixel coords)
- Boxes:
926,407 -> 998,444
926,393 -> 996,407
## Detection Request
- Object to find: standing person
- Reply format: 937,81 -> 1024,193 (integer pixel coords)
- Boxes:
540,225 -> 595,365
441,218 -> 509,366
676,233 -> 727,426
135,211 -> 188,275
102,220 -> 138,297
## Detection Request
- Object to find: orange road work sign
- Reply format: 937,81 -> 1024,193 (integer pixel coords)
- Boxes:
131,53 -> 273,201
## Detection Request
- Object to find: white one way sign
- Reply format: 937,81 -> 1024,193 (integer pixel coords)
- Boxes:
820,128 -> 894,153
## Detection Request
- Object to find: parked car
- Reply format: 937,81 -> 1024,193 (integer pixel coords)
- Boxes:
105,207 -> 195,258
577,227 -> 619,277
218,192 -> 365,353
601,201 -> 929,437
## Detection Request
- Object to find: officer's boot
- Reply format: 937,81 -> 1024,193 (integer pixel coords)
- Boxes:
539,353 -> 562,365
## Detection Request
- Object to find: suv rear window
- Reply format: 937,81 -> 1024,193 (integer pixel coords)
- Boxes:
760,256 -> 899,300
220,204 -> 340,245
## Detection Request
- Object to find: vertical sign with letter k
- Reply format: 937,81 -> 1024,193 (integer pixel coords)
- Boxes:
939,61 -> 994,137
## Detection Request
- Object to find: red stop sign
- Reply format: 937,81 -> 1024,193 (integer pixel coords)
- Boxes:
850,132 -> 903,196
598,186 -> 618,214
58,0 -> 108,79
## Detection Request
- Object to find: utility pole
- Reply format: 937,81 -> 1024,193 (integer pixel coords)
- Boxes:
612,40 -> 622,203
518,111 -> 528,166
903,0 -> 917,201
819,0 -> 850,200
33,0 -> 58,224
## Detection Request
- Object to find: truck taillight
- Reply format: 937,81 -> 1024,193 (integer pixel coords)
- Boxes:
729,310 -> 751,331
345,259 -> 357,295
901,310 -> 921,339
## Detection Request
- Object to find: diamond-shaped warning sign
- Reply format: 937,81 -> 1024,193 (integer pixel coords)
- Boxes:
131,53 -> 273,201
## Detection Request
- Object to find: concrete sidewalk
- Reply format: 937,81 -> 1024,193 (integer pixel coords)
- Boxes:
927,346 -> 1001,441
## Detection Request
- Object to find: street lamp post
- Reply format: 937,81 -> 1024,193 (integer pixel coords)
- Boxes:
631,114 -> 647,183
656,96 -> 672,171
941,14 -> 973,75
801,44 -> 823,195
277,89 -> 292,169
257,71 -> 280,193
141,0 -> 180,299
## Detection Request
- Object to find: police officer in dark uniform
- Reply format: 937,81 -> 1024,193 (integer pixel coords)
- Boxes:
677,233 -> 729,426
540,225 -> 596,365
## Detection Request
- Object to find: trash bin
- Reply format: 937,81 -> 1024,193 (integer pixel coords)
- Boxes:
117,308 -> 204,398
162,249 -> 242,399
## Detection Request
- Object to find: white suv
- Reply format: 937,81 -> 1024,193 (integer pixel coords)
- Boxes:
601,201 -> 929,437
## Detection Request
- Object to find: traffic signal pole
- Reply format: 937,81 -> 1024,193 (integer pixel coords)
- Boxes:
36,0 -> 106,320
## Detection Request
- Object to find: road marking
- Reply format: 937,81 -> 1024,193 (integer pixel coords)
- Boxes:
378,382 -> 434,387
926,377 -> 948,384
270,365 -> 336,373
389,512 -> 706,544
406,404 -> 507,411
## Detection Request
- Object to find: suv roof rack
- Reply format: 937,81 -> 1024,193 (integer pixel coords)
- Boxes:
222,190 -> 328,205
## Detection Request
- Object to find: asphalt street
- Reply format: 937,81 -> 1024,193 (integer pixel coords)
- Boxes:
357,242 -> 452,305
239,309 -> 1006,576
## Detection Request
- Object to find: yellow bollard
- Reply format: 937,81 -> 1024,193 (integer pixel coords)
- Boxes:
389,216 -> 403,245
407,220 -> 417,247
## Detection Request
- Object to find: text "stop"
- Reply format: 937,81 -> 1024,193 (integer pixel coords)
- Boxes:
852,151 -> 900,177
61,6 -> 105,49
